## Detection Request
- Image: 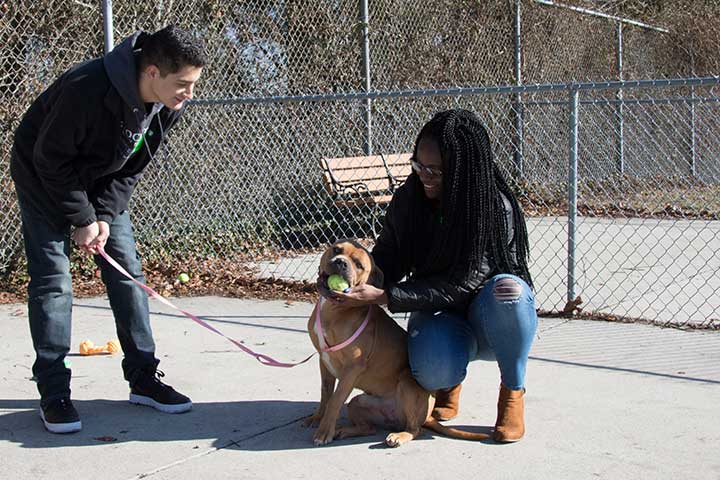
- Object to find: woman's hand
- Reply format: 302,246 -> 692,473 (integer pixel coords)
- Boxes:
329,284 -> 388,307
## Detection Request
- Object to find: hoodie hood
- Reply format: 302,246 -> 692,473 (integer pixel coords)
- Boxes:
103,31 -> 148,114
102,32 -> 165,167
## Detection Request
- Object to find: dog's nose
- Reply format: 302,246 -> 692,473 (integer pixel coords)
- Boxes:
332,257 -> 348,271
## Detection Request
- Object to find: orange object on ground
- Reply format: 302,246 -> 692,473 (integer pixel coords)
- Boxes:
79,339 -> 121,355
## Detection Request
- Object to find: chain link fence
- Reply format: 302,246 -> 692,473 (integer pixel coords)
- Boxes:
1,0 -> 719,328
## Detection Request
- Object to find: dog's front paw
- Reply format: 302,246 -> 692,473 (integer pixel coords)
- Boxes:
302,412 -> 323,428
313,426 -> 336,446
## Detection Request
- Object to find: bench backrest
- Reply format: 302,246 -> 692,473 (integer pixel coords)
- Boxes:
320,153 -> 412,195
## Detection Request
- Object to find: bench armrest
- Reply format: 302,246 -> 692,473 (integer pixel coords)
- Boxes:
335,181 -> 372,198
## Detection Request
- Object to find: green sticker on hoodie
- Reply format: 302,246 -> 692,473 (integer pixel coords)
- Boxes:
131,133 -> 145,154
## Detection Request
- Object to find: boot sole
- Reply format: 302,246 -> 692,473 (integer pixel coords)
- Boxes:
40,411 -> 82,434
493,434 -> 523,443
129,393 -> 192,414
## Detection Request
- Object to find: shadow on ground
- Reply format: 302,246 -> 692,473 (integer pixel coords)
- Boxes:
0,398 -> 498,451
0,399 -> 313,449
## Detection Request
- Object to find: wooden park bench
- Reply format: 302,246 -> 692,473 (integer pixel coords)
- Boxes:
319,152 -> 412,235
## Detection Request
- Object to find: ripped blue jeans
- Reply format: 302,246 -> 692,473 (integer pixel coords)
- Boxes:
407,274 -> 537,391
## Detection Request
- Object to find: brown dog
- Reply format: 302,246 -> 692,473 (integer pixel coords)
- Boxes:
303,239 -> 488,447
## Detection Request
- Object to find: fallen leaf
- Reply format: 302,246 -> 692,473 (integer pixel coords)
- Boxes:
562,296 -> 583,314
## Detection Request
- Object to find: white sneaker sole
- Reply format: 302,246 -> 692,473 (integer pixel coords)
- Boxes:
40,410 -> 82,434
129,393 -> 192,414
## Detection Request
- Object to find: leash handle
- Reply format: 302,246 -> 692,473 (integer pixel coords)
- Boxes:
97,248 -> 315,368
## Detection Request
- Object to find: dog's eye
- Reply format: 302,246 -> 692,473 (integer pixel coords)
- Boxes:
354,260 -> 363,270
333,247 -> 342,255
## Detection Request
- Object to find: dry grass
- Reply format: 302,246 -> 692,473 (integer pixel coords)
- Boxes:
520,177 -> 719,220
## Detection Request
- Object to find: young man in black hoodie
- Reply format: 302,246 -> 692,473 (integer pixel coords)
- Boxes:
10,25 -> 206,434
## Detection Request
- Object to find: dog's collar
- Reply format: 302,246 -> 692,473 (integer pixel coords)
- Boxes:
315,299 -> 371,353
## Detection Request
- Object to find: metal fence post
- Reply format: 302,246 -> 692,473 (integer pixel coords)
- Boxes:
690,45 -> 697,177
102,0 -> 114,54
360,0 -> 372,155
567,89 -> 579,303
616,21 -> 624,174
513,0 -> 524,174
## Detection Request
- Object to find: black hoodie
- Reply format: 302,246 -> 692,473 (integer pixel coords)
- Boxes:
10,32 -> 184,230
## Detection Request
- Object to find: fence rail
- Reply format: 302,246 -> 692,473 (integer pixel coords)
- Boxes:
190,76 -> 720,104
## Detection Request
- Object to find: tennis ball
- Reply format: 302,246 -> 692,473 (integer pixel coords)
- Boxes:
327,274 -> 350,292
178,273 -> 190,283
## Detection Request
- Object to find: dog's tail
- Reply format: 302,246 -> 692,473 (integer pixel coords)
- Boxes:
423,418 -> 490,441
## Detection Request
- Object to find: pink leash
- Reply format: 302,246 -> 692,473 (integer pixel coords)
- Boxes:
98,248 -> 311,367
97,248 -> 369,367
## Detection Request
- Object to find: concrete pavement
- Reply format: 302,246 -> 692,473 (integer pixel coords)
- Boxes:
1,296 -> 719,479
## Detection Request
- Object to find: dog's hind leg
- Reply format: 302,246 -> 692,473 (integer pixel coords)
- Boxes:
385,372 -> 430,447
335,395 -> 378,439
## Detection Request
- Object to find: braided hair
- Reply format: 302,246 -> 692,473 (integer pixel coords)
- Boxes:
408,109 -> 533,287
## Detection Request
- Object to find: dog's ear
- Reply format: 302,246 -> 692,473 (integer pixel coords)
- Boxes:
367,263 -> 385,289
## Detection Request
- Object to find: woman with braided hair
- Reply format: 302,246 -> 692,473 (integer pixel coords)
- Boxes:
325,108 -> 537,442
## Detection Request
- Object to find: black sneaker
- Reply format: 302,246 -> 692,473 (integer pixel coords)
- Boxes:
129,369 -> 192,414
40,397 -> 82,434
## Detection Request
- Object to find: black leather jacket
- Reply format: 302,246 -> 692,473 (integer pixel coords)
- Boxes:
371,177 -> 519,313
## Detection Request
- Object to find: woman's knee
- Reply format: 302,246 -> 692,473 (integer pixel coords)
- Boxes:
469,275 -> 538,355
407,311 -> 471,391
488,275 -> 533,302
472,275 -> 536,319
410,356 -> 467,391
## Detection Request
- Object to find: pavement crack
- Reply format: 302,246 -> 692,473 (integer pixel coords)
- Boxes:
127,415 -> 308,480
226,415 -> 307,447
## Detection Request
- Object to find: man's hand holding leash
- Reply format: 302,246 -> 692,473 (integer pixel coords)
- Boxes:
71,221 -> 110,254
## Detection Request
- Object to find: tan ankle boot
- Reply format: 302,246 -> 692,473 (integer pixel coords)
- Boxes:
432,384 -> 462,421
493,384 -> 525,443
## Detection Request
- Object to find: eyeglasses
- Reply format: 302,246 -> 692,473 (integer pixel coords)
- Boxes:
410,159 -> 443,178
